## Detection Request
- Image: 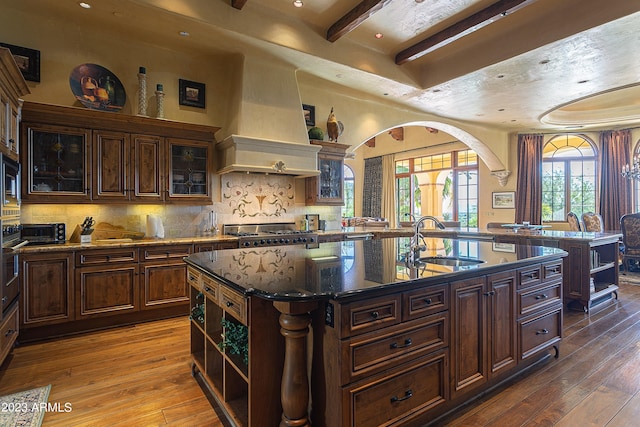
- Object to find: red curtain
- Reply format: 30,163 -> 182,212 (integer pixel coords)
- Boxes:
599,129 -> 632,231
515,134 -> 543,224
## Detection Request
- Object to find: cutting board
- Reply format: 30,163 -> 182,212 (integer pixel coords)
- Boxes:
92,222 -> 145,240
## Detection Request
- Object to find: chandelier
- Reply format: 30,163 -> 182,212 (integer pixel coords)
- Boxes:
621,158 -> 640,180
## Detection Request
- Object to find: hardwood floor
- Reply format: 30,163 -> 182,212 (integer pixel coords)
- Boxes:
1,279 -> 640,426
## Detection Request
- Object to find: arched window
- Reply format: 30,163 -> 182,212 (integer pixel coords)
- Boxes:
542,134 -> 597,221
342,164 -> 355,218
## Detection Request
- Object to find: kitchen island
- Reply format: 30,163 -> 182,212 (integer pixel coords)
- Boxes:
184,237 -> 567,426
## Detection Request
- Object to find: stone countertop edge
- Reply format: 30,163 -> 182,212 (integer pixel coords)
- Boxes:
17,235 -> 239,253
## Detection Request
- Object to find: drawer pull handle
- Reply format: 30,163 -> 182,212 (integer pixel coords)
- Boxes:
370,311 -> 379,319
483,291 -> 495,296
204,287 -> 212,293
390,338 -> 412,349
535,294 -> 549,300
524,273 -> 538,279
5,329 -> 15,337
536,329 -> 549,335
390,389 -> 413,403
424,298 -> 432,304
1,297 -> 6,304
226,301 -> 234,307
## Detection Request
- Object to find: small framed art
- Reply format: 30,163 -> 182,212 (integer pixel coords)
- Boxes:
0,42 -> 40,82
492,191 -> 515,209
302,104 -> 315,126
179,79 -> 206,108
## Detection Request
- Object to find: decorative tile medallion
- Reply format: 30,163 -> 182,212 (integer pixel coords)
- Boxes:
222,174 -> 295,217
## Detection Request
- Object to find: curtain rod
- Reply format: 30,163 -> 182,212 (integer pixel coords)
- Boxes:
517,126 -> 640,136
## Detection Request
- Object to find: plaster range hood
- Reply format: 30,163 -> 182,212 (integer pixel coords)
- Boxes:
217,135 -> 321,178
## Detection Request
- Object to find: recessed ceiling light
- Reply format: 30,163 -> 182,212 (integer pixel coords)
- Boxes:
179,31 -> 190,37
375,33 -> 384,39
578,80 -> 589,84
497,74 -> 505,78
432,88 -> 441,93
539,59 -> 550,64
498,108 -> 505,111
79,2 -> 91,8
415,0 -> 425,3
293,0 -> 303,7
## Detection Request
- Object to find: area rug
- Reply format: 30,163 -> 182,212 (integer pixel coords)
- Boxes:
620,272 -> 640,286
0,384 -> 51,427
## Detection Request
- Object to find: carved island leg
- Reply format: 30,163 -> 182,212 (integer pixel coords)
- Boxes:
273,301 -> 318,427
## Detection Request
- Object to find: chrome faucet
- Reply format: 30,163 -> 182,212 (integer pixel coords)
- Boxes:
407,216 -> 446,264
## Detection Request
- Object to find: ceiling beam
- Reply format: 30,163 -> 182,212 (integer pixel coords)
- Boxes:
395,0 -> 537,64
231,0 -> 249,10
327,0 -> 392,43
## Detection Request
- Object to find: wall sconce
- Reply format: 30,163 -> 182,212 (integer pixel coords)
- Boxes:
272,161 -> 287,173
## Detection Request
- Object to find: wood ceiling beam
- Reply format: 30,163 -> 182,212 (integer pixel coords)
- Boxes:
327,0 -> 392,43
395,0 -> 537,64
231,0 -> 249,10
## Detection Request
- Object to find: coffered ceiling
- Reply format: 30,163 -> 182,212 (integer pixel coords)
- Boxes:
9,0 -> 640,132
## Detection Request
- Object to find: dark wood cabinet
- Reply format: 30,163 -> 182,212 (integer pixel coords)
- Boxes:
20,101 -> 218,204
21,251 -> 74,326
75,248 -> 139,319
140,244 -> 192,309
306,140 -> 348,206
0,47 -> 29,161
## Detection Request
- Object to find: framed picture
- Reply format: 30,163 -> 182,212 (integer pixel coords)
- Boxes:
179,79 -> 205,108
492,191 -> 515,209
302,104 -> 315,126
0,42 -> 40,82
492,242 -> 516,253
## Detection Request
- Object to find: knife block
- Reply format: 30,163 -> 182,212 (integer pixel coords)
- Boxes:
69,224 -> 94,244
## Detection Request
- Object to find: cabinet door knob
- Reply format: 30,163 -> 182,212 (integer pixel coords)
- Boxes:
483,291 -> 496,296
424,298 -> 432,304
5,329 -> 15,337
536,329 -> 549,335
390,338 -> 412,349
226,301 -> 234,307
370,311 -> 379,319
390,389 -> 413,403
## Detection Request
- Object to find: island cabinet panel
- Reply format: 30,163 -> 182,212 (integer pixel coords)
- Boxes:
187,267 -> 283,427
21,251 -> 74,326
450,276 -> 488,397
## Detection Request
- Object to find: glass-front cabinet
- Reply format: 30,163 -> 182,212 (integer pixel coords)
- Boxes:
306,140 -> 348,206
168,138 -> 211,202
23,123 -> 91,201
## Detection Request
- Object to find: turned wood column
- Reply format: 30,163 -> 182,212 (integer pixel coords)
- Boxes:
273,301 -> 318,427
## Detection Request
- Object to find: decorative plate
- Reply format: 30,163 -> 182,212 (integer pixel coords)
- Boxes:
69,63 -> 126,111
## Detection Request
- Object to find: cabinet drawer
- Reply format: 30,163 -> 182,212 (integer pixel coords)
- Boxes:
542,261 -> 562,281
347,350 -> 448,427
403,284 -> 448,321
142,244 -> 192,260
76,248 -> 138,265
219,286 -> 247,325
519,307 -> 561,361
344,313 -> 448,385
518,281 -> 562,316
517,265 -> 542,289
201,275 -> 219,301
187,266 -> 201,289
340,295 -> 401,338
0,303 -> 18,357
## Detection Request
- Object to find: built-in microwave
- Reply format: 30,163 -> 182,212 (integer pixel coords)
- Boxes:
21,223 -> 66,245
1,155 -> 20,217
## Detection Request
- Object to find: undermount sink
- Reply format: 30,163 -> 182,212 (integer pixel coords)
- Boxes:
419,256 -> 484,267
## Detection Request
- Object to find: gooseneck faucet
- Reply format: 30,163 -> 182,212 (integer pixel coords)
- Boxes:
408,216 -> 446,263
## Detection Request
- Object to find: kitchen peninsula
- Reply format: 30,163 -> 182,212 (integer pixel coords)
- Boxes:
184,237 -> 567,426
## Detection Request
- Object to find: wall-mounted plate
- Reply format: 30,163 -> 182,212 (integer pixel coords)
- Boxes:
69,63 -> 126,111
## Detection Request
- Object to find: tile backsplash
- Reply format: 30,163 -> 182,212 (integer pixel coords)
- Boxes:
21,173 -> 342,239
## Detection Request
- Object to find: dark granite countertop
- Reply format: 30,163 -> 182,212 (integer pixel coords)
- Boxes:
184,237 -> 567,302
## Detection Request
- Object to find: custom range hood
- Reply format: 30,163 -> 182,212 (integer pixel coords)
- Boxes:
216,56 -> 321,178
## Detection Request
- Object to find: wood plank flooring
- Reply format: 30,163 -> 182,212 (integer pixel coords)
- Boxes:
1,278 -> 639,426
